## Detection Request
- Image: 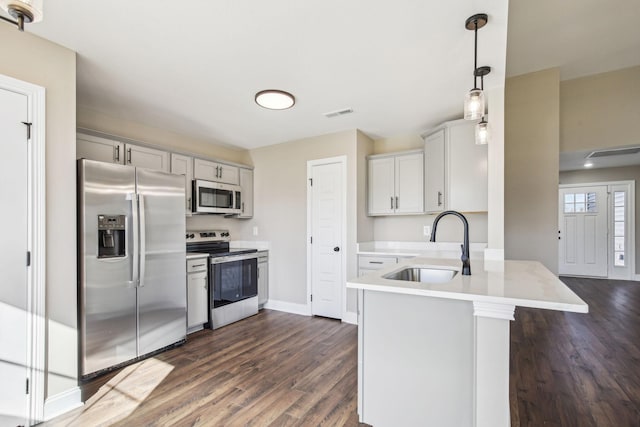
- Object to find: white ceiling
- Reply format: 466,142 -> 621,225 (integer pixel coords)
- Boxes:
4,0 -> 639,150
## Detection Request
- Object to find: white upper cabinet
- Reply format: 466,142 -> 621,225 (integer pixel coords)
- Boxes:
193,158 -> 239,185
77,132 -> 170,172
423,119 -> 488,213
77,133 -> 125,164
238,167 -> 254,218
368,150 -> 424,216
170,153 -> 193,215
125,144 -> 170,172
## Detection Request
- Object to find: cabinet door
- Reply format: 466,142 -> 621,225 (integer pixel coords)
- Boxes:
187,271 -> 208,329
217,163 -> 239,185
394,152 -> 424,214
368,157 -> 395,215
126,144 -> 170,172
238,168 -> 254,218
258,260 -> 268,306
424,129 -> 446,212
447,122 -> 488,212
171,153 -> 193,214
77,133 -> 125,164
194,158 -> 239,185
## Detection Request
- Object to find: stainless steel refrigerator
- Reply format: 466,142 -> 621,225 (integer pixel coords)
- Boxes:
78,159 -> 187,378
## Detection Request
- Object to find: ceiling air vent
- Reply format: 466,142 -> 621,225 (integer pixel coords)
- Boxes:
323,108 -> 353,118
586,146 -> 640,158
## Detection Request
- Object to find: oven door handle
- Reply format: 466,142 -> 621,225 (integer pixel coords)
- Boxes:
209,253 -> 259,264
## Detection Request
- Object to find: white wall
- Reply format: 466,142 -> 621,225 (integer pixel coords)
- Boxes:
0,25 -> 77,398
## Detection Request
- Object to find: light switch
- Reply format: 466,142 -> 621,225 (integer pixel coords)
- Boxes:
423,225 -> 431,236
253,226 -> 259,236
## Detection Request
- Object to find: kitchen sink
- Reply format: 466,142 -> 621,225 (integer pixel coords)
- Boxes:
383,267 -> 458,284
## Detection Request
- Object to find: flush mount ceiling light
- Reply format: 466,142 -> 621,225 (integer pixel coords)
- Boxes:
584,161 -> 594,168
463,13 -> 488,121
0,0 -> 43,31
255,90 -> 295,110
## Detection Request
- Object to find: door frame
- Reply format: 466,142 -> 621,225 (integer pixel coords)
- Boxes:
306,156 -> 347,319
0,73 -> 46,423
559,181 -> 636,281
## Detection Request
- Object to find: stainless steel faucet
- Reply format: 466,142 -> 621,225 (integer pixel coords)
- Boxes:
430,210 -> 471,275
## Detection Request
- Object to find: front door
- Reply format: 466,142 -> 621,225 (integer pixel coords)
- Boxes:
309,159 -> 345,319
559,185 -> 608,277
0,87 -> 29,425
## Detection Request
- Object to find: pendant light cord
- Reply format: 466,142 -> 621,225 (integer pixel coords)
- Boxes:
473,19 -> 478,89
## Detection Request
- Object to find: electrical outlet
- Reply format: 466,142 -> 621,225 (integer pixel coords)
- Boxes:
423,225 -> 431,236
253,226 -> 259,236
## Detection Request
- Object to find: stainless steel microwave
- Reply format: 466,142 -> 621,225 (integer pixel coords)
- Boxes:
192,179 -> 241,214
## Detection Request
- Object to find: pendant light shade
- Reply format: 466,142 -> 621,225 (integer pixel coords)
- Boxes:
0,0 -> 43,31
475,117 -> 489,145
464,88 -> 485,121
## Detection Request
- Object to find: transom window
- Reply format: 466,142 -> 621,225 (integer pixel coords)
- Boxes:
564,192 -> 597,213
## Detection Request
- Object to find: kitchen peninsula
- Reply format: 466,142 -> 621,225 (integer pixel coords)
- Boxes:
347,257 -> 588,427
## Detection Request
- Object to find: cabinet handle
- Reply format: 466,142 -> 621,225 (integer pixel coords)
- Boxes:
395,196 -> 399,209
437,191 -> 442,206
219,166 -> 223,178
127,148 -> 132,164
241,202 -> 245,213
187,197 -> 191,210
115,145 -> 120,162
215,166 -> 219,178
369,261 -> 383,264
390,197 -> 393,209
191,264 -> 206,268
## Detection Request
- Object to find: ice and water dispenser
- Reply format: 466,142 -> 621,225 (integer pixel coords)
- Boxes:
97,214 -> 126,258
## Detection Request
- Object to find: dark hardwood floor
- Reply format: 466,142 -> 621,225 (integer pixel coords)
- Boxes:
45,277 -> 640,426
510,277 -> 640,426
45,310 -> 366,427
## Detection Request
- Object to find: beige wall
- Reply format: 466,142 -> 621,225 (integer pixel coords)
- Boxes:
373,133 -> 423,154
0,26 -> 78,397
505,68 -> 560,273
560,165 -> 640,274
78,106 -> 250,165
561,66 -> 640,153
235,130 -> 361,314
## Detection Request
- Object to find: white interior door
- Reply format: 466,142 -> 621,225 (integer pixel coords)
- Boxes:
309,159 -> 345,319
559,185 -> 608,277
0,88 -> 29,426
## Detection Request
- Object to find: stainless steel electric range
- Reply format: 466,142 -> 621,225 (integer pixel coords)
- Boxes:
186,230 -> 259,329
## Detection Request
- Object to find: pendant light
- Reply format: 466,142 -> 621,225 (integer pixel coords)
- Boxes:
463,13 -> 488,121
475,66 -> 491,145
0,0 -> 43,31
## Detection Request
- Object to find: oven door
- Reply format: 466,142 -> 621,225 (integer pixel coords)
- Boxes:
210,254 -> 258,308
193,179 -> 241,214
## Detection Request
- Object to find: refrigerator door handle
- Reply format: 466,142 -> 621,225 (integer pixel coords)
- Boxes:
128,192 -> 139,287
138,193 -> 147,287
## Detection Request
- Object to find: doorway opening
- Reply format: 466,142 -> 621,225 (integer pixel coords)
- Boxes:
559,181 -> 635,280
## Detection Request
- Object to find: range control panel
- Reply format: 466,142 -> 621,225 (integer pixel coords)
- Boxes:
185,230 -> 230,242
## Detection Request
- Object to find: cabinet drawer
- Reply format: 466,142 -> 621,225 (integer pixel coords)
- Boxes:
358,256 -> 398,269
187,258 -> 208,273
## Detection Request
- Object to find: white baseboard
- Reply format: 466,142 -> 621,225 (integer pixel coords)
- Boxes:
264,299 -> 311,316
342,311 -> 357,325
634,274 -> 640,282
43,386 -> 83,421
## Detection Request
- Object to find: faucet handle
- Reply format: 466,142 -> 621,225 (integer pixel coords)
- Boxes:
460,244 -> 469,262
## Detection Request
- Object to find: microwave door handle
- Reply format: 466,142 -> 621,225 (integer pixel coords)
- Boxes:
138,194 -> 147,287
128,193 -> 139,287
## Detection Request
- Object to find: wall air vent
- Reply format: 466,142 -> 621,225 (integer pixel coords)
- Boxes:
586,146 -> 640,158
323,108 -> 353,118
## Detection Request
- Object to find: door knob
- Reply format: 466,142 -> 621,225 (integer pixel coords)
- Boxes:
334,246 -> 340,252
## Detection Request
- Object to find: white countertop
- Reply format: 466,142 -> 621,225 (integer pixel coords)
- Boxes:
186,252 -> 209,260
347,257 -> 588,313
357,241 -> 487,259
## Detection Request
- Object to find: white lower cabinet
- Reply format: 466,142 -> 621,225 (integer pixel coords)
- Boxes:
258,251 -> 269,307
358,254 -> 411,277
187,257 -> 209,333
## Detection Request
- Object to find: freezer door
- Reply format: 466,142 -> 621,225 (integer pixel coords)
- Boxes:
78,159 -> 137,377
136,168 -> 187,356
